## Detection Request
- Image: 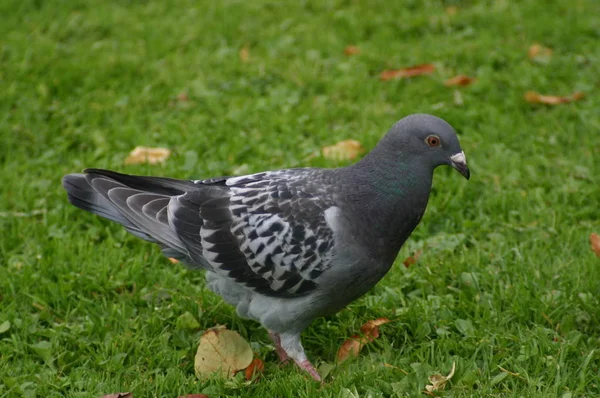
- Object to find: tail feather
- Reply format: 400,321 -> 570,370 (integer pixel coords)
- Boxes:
62,171 -> 189,257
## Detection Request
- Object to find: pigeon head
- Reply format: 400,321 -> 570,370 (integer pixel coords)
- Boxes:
380,114 -> 470,180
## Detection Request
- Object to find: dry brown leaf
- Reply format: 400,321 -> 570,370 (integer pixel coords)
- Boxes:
402,249 -> 422,268
380,64 -> 435,81
322,139 -> 365,162
528,43 -> 553,62
239,46 -> 250,63
525,91 -> 584,105
425,362 -> 456,394
194,326 -> 253,379
444,75 -> 476,87
244,358 -> 265,380
590,233 -> 600,257
336,318 -> 391,362
344,46 -> 360,56
178,395 -> 210,398
102,393 -> 132,398
168,258 -> 180,264
445,6 -> 458,15
176,92 -> 189,102
124,146 -> 171,165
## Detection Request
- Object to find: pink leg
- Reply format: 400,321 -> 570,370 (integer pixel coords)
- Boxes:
295,358 -> 322,382
268,331 -> 290,363
278,332 -> 323,382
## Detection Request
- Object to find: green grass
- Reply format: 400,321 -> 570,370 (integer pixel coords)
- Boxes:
1,0 -> 600,396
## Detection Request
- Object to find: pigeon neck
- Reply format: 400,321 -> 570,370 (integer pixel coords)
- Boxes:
344,148 -> 434,262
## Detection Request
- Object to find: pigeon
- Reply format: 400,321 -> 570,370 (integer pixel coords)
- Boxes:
62,113 -> 469,381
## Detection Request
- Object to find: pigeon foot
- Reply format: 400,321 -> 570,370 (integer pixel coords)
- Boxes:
268,331 -> 290,363
279,331 -> 322,382
295,358 -> 322,382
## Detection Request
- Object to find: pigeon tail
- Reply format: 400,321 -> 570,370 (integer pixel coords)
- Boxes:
61,171 -> 192,258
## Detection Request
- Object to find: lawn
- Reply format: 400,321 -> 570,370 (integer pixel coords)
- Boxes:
1,0 -> 600,396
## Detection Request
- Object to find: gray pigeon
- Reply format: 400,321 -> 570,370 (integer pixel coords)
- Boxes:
62,114 -> 469,381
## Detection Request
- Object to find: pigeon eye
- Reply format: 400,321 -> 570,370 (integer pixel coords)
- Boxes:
426,135 -> 441,147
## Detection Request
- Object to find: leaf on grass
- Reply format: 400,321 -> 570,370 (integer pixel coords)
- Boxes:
402,250 -> 422,268
444,75 -> 476,87
31,341 -> 53,363
425,362 -> 455,394
380,64 -> 435,81
336,318 -> 391,362
490,371 -> 509,385
239,46 -> 250,63
445,6 -> 458,15
0,320 -> 10,334
524,91 -> 584,105
176,312 -> 200,331
244,358 -> 264,380
590,233 -> 600,257
317,362 -> 335,380
344,46 -> 360,56
102,393 -> 132,398
194,326 -> 253,379
322,139 -> 365,162
124,146 -> 171,165
528,43 -> 552,63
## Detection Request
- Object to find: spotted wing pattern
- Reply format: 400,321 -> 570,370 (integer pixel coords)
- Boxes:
221,171 -> 337,296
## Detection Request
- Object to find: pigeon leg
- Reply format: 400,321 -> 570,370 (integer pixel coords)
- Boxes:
268,331 -> 290,363
279,332 -> 322,382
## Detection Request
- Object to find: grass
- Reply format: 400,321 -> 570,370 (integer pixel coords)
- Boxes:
1,0 -> 600,396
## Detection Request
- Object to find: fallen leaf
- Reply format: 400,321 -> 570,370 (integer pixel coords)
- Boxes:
239,46 -> 250,63
322,139 -> 365,162
244,358 -> 264,380
102,393 -> 132,398
176,312 -> 200,331
402,249 -> 422,268
380,64 -> 435,81
0,320 -> 10,334
336,318 -> 391,362
425,362 -> 456,393
445,6 -> 458,15
124,146 -> 171,165
178,395 -> 210,398
344,46 -> 360,56
528,43 -> 553,63
524,91 -> 584,105
194,326 -> 253,379
168,258 -> 180,264
444,75 -> 476,87
590,233 -> 600,257
176,92 -> 189,102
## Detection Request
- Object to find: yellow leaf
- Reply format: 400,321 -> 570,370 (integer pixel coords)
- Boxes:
524,91 -> 584,105
194,327 -> 253,379
590,233 -> 600,257
322,139 -> 364,162
336,318 -> 391,362
444,75 -> 476,87
425,362 -> 456,393
239,46 -> 250,63
380,64 -> 435,81
528,43 -> 553,63
344,46 -> 360,56
124,146 -> 171,165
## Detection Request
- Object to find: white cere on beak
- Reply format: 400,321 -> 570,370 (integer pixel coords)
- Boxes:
450,151 -> 467,165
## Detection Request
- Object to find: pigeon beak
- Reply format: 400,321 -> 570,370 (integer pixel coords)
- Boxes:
449,151 -> 470,180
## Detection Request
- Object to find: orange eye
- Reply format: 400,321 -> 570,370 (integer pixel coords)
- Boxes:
426,135 -> 441,147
